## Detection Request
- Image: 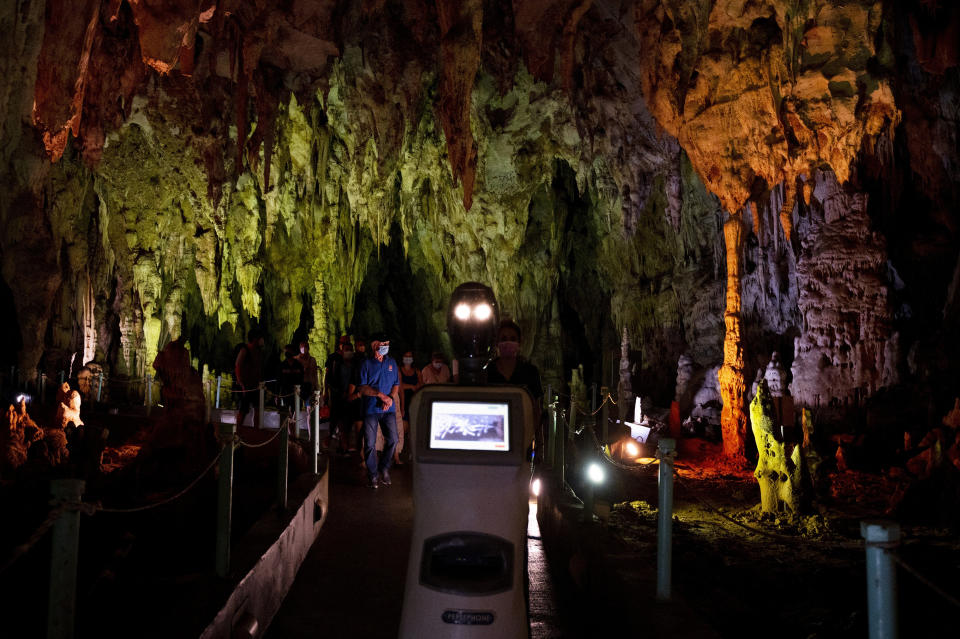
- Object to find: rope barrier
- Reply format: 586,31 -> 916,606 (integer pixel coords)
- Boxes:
227,386 -> 259,394
91,446 -> 224,514
890,552 -> 960,609
237,423 -> 286,448
0,504 -> 67,575
574,393 -> 617,417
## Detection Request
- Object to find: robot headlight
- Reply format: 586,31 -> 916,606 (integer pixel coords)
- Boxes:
447,282 -> 499,366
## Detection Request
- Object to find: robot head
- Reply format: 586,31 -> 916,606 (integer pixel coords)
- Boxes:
447,282 -> 499,383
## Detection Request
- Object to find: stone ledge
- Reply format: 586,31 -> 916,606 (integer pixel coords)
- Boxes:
200,467 -> 329,639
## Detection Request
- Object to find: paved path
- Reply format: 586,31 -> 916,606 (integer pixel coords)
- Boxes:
266,455 -> 569,638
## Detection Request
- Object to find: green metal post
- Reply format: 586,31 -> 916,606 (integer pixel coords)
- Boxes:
215,375 -> 221,409
47,479 -> 85,639
96,371 -> 103,402
277,416 -> 289,510
216,424 -> 236,577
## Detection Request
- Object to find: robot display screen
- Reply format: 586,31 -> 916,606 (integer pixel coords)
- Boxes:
429,401 -> 510,451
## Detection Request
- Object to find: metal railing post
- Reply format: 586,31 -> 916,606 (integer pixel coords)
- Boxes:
546,385 -> 554,469
215,375 -> 222,409
145,373 -> 152,416
861,520 -> 899,639
591,383 -> 597,413
568,394 -> 577,441
40,373 -> 47,404
258,381 -> 266,430
600,385 -> 609,448
47,479 -> 85,639
204,378 -> 212,424
59,370 -> 65,386
312,391 -> 321,473
558,401 -> 566,488
657,437 -> 676,601
96,371 -> 103,403
216,424 -> 236,577
294,385 -> 301,439
277,416 -> 289,510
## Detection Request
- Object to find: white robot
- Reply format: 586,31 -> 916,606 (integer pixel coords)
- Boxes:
399,283 -> 534,638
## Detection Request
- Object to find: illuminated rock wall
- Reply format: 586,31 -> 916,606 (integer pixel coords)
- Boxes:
0,0 -> 957,450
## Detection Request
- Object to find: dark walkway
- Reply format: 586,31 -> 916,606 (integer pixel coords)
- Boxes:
266,454 -> 415,638
266,453 -> 718,639
266,454 -> 570,638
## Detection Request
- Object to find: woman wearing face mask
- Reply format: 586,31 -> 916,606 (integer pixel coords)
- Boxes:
397,351 -> 422,464
487,319 -> 543,426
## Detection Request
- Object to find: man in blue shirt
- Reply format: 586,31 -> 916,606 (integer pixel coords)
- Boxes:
358,332 -> 401,488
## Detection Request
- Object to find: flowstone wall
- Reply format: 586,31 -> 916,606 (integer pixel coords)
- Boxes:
0,0 -> 958,456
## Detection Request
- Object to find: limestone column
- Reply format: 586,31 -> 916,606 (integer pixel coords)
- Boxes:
718,215 -> 747,460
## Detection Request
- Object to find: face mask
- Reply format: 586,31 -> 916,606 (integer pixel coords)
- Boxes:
432,361 -> 442,370
498,341 -> 520,358
343,351 -> 354,360
403,357 -> 413,365
378,345 -> 390,357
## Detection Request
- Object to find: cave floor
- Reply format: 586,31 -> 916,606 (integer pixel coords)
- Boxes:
601,439 -> 960,638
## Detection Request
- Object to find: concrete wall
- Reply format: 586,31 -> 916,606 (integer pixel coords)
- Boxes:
199,470 -> 329,638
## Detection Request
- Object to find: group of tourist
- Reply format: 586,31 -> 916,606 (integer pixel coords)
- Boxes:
234,319 -> 542,490
325,319 -> 542,489
234,328 -> 320,429
323,333 -> 454,488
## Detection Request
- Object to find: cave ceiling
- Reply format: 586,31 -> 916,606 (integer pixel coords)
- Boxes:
1,0 -> 958,435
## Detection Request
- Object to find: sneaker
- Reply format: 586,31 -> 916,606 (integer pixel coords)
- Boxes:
367,476 -> 379,489
380,470 -> 392,486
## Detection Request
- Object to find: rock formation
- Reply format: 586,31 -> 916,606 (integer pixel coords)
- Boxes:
750,379 -> 802,513
0,0 -> 956,463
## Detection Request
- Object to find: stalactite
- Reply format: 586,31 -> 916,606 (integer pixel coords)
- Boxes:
780,179 -> 795,242
718,214 -> 747,461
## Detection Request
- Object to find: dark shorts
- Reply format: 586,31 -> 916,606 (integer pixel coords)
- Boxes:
238,388 -> 257,414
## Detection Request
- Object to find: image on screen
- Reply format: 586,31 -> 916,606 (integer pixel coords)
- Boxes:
429,401 -> 510,451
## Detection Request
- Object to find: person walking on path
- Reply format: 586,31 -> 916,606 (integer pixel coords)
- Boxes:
397,351 -> 422,464
296,340 -> 319,403
235,328 -> 266,428
358,332 -> 401,488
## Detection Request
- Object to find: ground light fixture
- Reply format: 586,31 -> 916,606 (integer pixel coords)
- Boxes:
530,476 -> 542,497
624,439 -> 640,458
586,461 -> 604,484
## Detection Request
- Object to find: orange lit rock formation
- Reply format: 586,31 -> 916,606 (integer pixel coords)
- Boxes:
719,216 -> 746,460
634,0 -> 899,220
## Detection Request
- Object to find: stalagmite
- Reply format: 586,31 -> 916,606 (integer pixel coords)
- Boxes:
718,215 -> 747,460
751,379 -> 802,513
